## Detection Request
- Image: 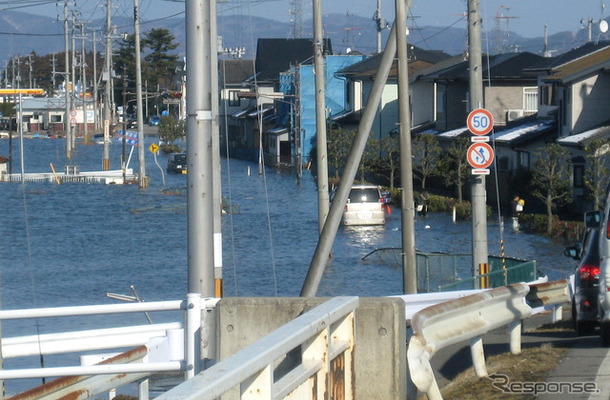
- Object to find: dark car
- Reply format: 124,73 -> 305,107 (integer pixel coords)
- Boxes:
167,152 -> 187,174
149,115 -> 161,126
565,215 -> 601,336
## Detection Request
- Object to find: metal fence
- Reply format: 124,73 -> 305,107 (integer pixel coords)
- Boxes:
361,248 -> 538,292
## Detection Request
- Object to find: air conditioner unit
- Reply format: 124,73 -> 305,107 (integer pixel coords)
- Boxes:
506,109 -> 524,122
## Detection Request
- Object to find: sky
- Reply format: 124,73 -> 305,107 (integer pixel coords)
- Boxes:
6,0 -> 609,39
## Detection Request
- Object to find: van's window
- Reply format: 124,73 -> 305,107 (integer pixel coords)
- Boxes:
173,154 -> 186,163
348,188 -> 380,203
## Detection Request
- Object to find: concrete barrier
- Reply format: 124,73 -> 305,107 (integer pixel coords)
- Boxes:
216,297 -> 407,399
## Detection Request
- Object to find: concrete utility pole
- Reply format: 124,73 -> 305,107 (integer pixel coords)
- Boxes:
71,13 -> 77,150
468,0 -> 489,278
301,20 -> 398,297
396,0 -> 417,294
92,28 -> 99,131
209,0 -> 223,298
313,0 -> 329,236
134,0 -> 146,188
186,0 -> 216,368
64,1 -> 72,159
80,22 -> 89,143
103,0 -> 112,170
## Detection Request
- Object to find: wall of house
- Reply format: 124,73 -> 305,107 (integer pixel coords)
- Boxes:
569,74 -> 610,135
484,86 -> 526,126
411,81 -> 434,127
362,82 -> 399,141
298,55 -> 366,161
445,82 -> 468,130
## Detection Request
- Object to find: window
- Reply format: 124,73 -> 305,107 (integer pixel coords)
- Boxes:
51,115 -> 62,123
228,90 -> 240,106
523,87 -> 538,112
516,150 -> 530,169
540,85 -> 556,106
574,165 -> 584,189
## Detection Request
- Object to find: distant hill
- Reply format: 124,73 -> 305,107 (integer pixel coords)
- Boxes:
0,10 -> 606,64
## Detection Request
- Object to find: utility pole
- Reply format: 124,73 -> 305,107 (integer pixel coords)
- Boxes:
71,12 -> 77,149
209,0 -> 223,299
186,0 -> 216,369
64,1 -> 72,159
80,21 -> 89,143
51,53 -> 57,90
373,0 -> 388,53
92,28 -> 99,131
27,53 -> 33,88
468,0 -> 489,280
134,0 -> 146,188
396,0 -> 417,294
103,0 -> 112,170
313,0 -> 329,236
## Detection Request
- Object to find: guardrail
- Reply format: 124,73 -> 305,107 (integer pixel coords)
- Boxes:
407,280 -> 570,400
155,296 -> 359,400
0,295 -> 219,400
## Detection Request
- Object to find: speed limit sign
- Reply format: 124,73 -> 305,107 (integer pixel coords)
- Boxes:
467,108 -> 494,136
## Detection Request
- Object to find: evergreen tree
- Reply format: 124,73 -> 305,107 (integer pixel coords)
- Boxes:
142,28 -> 179,90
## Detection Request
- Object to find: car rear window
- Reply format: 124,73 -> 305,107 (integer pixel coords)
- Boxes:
348,188 -> 380,203
174,154 -> 186,163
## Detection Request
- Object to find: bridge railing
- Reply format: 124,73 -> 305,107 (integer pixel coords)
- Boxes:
0,294 -> 219,400
155,296 -> 359,400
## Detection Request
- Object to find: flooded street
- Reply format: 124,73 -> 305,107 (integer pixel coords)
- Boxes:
0,137 -> 573,395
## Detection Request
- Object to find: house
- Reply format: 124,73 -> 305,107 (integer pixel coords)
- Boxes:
218,58 -> 256,153
225,38 -> 338,166
16,96 -> 96,135
334,46 -> 452,139
523,42 -> 610,210
411,52 -> 545,132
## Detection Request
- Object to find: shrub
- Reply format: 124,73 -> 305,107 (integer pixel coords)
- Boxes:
161,144 -> 181,154
520,213 -> 584,242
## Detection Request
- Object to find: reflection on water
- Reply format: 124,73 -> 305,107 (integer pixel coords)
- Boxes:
0,138 -> 574,396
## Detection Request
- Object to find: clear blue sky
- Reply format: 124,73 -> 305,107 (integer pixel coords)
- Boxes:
12,0 -> 610,39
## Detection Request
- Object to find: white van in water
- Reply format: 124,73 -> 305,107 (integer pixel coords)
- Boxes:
342,184 -> 387,226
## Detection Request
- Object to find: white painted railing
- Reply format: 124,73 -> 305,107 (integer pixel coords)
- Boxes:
0,295 -> 219,388
155,296 -> 359,400
407,280 -> 570,400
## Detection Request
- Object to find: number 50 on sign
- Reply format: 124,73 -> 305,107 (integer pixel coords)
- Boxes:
467,108 -> 494,136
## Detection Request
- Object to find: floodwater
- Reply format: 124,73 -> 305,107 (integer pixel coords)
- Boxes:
0,136 -> 573,396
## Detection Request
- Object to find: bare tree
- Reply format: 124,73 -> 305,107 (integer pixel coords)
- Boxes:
437,136 -> 470,203
413,133 -> 441,190
585,139 -> 610,211
327,127 -> 355,181
531,143 -> 572,236
379,134 -> 400,190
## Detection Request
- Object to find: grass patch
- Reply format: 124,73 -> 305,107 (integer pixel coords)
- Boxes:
439,342 -> 571,400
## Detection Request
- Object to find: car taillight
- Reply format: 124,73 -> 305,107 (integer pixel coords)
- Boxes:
580,264 -> 600,281
379,198 -> 385,209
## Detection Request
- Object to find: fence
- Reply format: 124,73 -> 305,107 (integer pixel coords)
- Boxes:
362,248 -> 538,292
0,295 -> 218,400
155,296 -> 359,400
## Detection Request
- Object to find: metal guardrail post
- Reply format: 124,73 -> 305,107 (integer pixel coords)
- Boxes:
469,336 -> 487,377
186,293 -> 202,379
